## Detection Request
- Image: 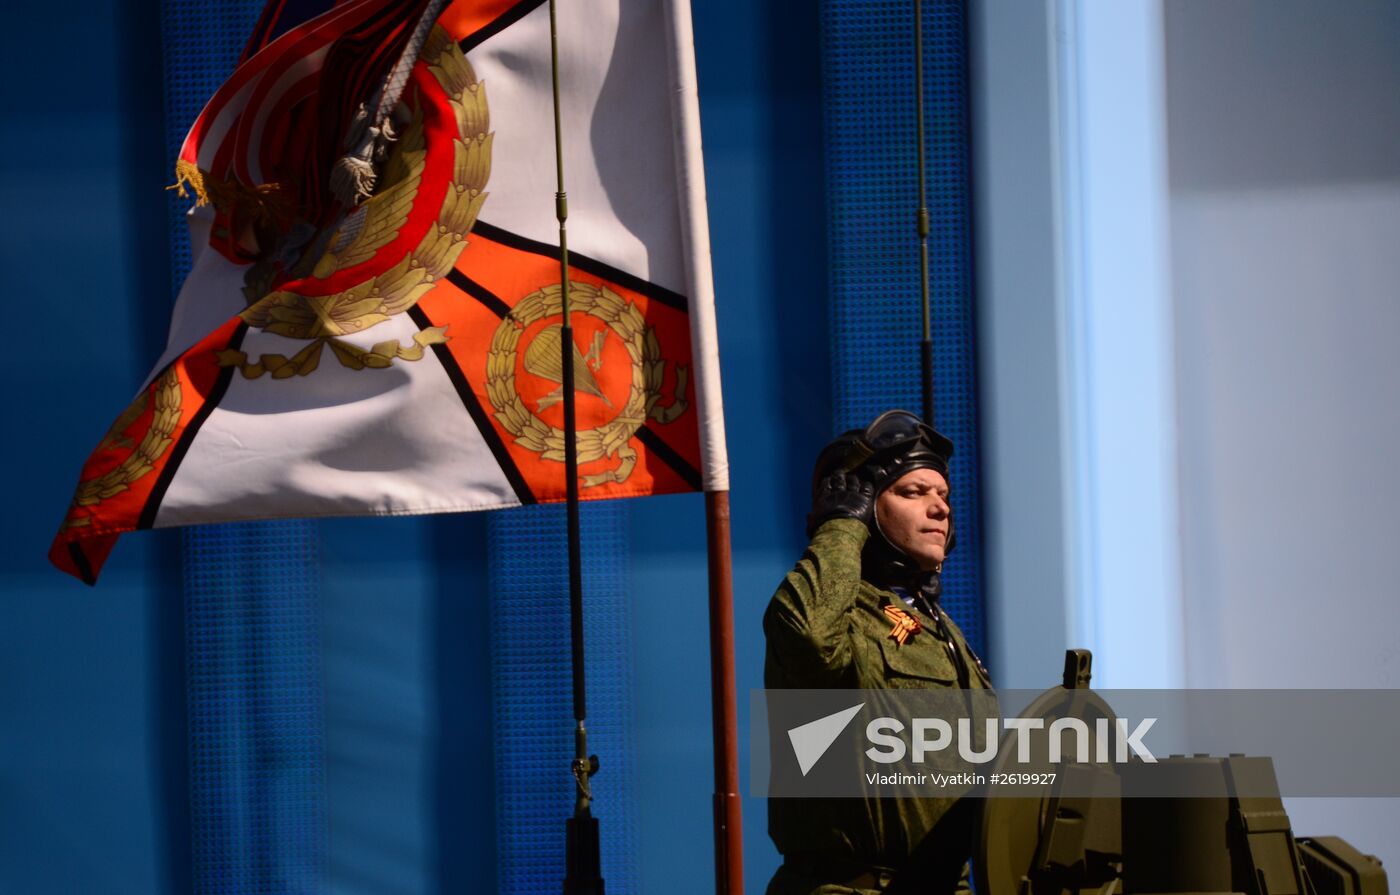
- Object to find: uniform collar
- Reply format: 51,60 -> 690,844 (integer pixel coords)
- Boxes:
886,584 -> 939,625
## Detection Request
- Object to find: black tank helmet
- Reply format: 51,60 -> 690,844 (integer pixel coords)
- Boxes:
809,410 -> 956,595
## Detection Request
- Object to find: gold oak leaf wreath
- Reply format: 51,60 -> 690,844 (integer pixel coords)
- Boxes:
222,25 -> 491,378
485,282 -> 689,488
61,367 -> 183,530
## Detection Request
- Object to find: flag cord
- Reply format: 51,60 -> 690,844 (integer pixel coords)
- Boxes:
550,0 -> 605,891
914,0 -> 935,425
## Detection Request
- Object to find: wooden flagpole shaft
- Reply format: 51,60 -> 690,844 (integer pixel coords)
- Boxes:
659,2 -> 743,888
706,490 -> 744,895
550,1 -> 604,892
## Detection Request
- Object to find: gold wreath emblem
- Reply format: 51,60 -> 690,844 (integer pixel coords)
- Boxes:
486,283 -> 688,487
218,25 -> 491,379
61,368 -> 183,530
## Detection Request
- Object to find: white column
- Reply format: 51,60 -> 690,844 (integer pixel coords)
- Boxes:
1052,0 -> 1183,688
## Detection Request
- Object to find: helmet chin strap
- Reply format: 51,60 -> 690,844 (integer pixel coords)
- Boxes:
868,504 -> 944,605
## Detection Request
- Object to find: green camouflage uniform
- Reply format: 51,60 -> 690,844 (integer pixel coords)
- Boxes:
764,518 -> 993,895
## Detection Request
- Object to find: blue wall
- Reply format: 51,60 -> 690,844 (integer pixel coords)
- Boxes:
0,1 -> 829,893
0,0 -> 184,892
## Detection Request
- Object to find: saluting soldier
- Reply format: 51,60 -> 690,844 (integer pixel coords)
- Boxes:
764,410 -> 992,895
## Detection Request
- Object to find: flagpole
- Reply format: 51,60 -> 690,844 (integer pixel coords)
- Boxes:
549,1 -> 604,892
706,490 -> 743,895
914,0 -> 935,424
658,2 -> 744,889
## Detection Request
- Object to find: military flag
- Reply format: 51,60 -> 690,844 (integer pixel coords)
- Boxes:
51,0 -> 728,584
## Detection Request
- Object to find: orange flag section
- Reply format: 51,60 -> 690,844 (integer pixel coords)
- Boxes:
438,0 -> 533,44
50,319 -> 245,584
416,230 -> 702,503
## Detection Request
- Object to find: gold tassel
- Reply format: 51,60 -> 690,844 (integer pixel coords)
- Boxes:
167,159 -> 294,229
170,159 -> 211,205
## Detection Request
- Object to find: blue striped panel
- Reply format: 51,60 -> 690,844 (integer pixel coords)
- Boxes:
182,522 -> 327,894
160,1 -> 328,890
488,502 -> 639,893
820,0 -> 987,657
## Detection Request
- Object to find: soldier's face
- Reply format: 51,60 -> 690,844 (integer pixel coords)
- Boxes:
875,468 -> 950,570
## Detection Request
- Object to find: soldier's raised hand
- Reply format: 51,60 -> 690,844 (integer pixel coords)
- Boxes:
807,470 -> 875,535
